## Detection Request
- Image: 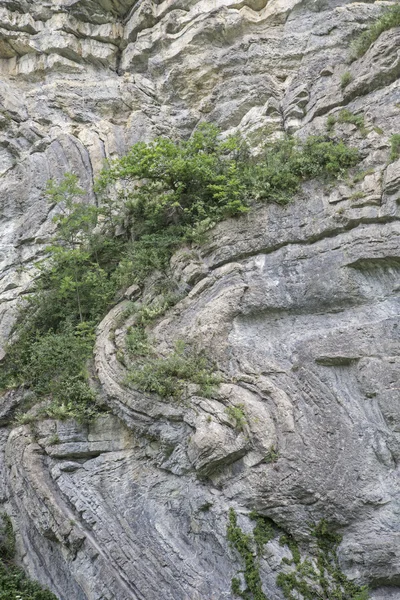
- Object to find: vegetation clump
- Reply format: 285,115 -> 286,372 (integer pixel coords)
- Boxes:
227,509 -> 272,600
225,404 -> 247,431
227,510 -> 369,600
126,340 -> 220,400
389,133 -> 400,162
277,520 -> 369,600
351,3 -> 400,59
0,515 -> 57,600
341,72 -> 352,89
337,110 -> 367,135
264,445 -> 279,464
0,125 -> 360,419
327,110 -> 368,136
244,135 -> 359,204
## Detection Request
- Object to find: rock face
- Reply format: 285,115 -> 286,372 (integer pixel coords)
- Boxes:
0,0 -> 400,599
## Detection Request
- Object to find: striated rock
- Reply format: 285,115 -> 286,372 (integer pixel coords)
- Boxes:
0,0 -> 400,599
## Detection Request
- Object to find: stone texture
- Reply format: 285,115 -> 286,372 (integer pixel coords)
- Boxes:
0,0 -> 400,599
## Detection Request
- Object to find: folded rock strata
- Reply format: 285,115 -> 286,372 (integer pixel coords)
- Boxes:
0,0 -> 399,599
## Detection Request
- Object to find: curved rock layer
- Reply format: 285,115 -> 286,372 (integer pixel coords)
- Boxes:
0,1 -> 400,599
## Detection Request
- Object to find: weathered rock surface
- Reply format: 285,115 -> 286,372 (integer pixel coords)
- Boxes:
0,0 -> 400,599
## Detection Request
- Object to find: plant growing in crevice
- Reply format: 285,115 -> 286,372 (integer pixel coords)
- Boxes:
326,114 -> 336,132
264,445 -> 279,464
227,508 -> 272,600
351,3 -> 400,59
0,514 -> 57,599
389,133 -> 400,162
349,168 -> 375,186
337,110 -> 368,136
126,340 -> 220,400
225,404 -> 247,431
227,510 -> 369,600
277,520 -> 369,600
340,72 -> 352,89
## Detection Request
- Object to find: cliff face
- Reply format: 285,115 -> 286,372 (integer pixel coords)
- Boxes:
0,1 -> 400,599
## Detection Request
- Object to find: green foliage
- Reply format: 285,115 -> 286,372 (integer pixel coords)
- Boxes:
351,3 -> 400,58
349,168 -> 375,186
0,563 -> 57,600
126,326 -> 150,358
227,509 -> 269,600
279,535 -> 301,566
337,110 -> 368,136
389,133 -> 400,162
0,326 -> 96,423
341,72 -> 352,89
277,520 -> 369,600
249,513 -> 274,556
126,341 -> 219,400
96,124 -> 250,236
0,126 -> 360,422
0,515 -> 15,562
225,404 -> 247,431
43,377 -> 98,422
227,510 -> 369,600
246,136 -> 359,204
0,515 -> 57,600
264,445 -> 279,464
349,191 -> 366,201
326,115 -> 336,132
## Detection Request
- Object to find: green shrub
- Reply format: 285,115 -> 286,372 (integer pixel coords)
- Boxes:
0,515 -> 57,600
351,3 -> 400,58
227,509 -> 268,600
389,133 -> 400,162
264,445 -> 279,464
244,136 -> 359,204
0,126 -> 360,420
126,341 -> 219,400
0,326 -> 96,422
0,515 -> 15,562
227,510 -> 369,600
326,115 -> 336,132
126,326 -> 151,357
96,123 -> 250,236
341,71 -> 352,89
0,562 -> 57,600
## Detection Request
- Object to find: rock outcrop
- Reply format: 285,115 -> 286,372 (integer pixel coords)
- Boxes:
0,1 -> 400,599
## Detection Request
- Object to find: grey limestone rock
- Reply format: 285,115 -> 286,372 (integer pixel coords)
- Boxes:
0,0 -> 400,599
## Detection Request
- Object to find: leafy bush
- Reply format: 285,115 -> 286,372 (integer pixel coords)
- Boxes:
225,405 -> 247,431
0,125 -> 360,418
0,563 -> 57,600
351,3 -> 400,58
277,520 -> 369,600
246,136 -> 359,203
326,115 -> 336,132
227,510 -> 369,600
227,508 -> 268,600
96,124 -> 250,236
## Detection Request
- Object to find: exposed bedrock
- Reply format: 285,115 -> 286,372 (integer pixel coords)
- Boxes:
0,0 -> 400,599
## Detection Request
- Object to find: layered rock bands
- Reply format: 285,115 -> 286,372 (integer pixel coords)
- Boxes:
0,1 -> 400,599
